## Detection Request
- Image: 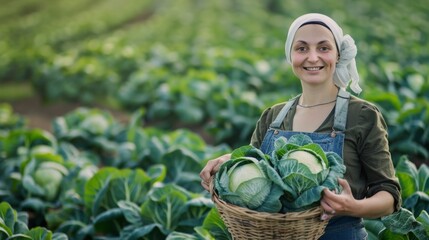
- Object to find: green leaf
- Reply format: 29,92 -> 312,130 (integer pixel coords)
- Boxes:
147,164 -> 167,184
259,159 -> 296,199
277,160 -> 319,195
118,201 -> 142,225
286,134 -> 314,146
0,223 -> 12,238
230,145 -> 255,159
161,148 -> 203,192
93,208 -> 125,235
196,207 -> 232,240
52,232 -> 68,240
26,227 -> 53,240
84,167 -> 152,217
364,91 -> 402,111
121,223 -> 162,240
381,208 -> 418,235
416,210 -> 429,237
85,168 -> 115,216
169,129 -> 207,151
235,178 -> 272,209
0,202 -> 17,234
402,192 -> 429,218
364,219 -> 385,240
255,183 -> 283,213
378,229 -> 409,240
396,156 -> 419,200
141,184 -> 189,232
22,175 -> 45,196
166,231 -> 199,239
418,164 -> 429,195
7,234 -> 33,239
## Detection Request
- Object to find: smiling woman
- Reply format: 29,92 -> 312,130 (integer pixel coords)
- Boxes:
200,13 -> 401,240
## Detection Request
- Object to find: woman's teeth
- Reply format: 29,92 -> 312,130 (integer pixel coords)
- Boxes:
305,67 -> 323,71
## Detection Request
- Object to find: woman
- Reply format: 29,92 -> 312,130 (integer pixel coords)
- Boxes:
200,13 -> 401,239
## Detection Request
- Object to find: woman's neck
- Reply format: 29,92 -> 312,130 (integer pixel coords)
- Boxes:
300,85 -> 339,106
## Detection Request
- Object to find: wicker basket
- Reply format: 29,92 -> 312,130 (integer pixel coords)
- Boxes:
210,181 -> 328,240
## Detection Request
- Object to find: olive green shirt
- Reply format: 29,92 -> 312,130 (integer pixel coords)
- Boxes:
250,95 -> 402,211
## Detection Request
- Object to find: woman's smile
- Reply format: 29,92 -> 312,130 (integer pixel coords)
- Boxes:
303,66 -> 325,71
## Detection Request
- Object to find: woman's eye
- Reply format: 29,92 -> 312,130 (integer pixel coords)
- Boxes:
320,46 -> 330,51
296,47 -> 307,52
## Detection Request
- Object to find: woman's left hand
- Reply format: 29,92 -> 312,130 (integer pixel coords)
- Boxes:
320,178 -> 357,220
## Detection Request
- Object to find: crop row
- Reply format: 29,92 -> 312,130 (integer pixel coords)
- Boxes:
1,105 -> 428,239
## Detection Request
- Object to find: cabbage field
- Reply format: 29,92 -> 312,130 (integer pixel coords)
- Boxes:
1,0 -> 429,239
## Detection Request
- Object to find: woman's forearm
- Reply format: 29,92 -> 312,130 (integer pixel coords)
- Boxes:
353,191 -> 395,219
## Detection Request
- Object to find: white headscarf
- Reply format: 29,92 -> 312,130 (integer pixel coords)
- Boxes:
284,13 -> 362,94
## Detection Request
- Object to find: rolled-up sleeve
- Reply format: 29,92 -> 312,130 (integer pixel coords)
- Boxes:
357,103 -> 402,211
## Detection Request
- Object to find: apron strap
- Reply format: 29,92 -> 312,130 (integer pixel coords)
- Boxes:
269,89 -> 351,131
269,95 -> 300,129
333,89 -> 350,131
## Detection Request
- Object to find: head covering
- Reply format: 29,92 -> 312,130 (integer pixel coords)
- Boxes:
284,13 -> 362,94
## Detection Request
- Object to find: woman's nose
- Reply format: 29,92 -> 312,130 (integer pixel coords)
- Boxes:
307,49 -> 319,62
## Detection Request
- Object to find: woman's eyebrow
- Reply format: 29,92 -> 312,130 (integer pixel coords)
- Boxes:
294,40 -> 333,45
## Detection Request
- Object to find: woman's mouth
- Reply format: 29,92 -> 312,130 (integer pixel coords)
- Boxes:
304,66 -> 324,71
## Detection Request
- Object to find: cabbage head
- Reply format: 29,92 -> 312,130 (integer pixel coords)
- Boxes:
214,146 -> 283,213
263,134 -> 346,212
25,146 -> 69,201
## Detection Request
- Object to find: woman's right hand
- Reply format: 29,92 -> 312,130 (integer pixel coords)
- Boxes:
200,153 -> 231,191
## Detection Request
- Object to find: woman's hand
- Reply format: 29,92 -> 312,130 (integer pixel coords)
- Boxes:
320,178 -> 395,220
320,178 -> 356,220
199,153 -> 231,191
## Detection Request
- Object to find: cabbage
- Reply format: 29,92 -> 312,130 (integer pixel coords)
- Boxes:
287,150 -> 326,174
265,134 -> 346,211
32,160 -> 68,201
229,162 -> 265,192
80,114 -> 110,135
214,134 -> 346,213
214,149 -> 283,213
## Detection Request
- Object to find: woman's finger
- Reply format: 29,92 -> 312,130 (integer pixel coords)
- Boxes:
201,179 -> 210,191
338,178 -> 352,195
199,159 -> 219,181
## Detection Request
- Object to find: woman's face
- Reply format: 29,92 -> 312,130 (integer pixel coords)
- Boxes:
291,24 -> 338,87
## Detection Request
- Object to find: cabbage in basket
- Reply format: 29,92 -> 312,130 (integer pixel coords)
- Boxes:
214,146 -> 284,213
214,134 -> 346,213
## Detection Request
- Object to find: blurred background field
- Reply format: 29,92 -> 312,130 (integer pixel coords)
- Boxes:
0,1 -> 429,239
2,0 -> 428,163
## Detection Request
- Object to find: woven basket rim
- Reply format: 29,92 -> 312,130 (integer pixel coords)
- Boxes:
210,178 -> 325,220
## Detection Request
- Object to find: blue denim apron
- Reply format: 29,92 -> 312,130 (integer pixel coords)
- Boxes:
260,89 -> 368,240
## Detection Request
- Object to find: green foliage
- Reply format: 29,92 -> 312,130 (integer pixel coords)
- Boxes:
0,106 -> 229,239
0,201 -> 68,240
364,156 -> 429,239
395,156 -> 429,216
0,104 -> 26,131
194,207 -> 232,240
365,208 -> 429,240
363,64 -> 429,163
